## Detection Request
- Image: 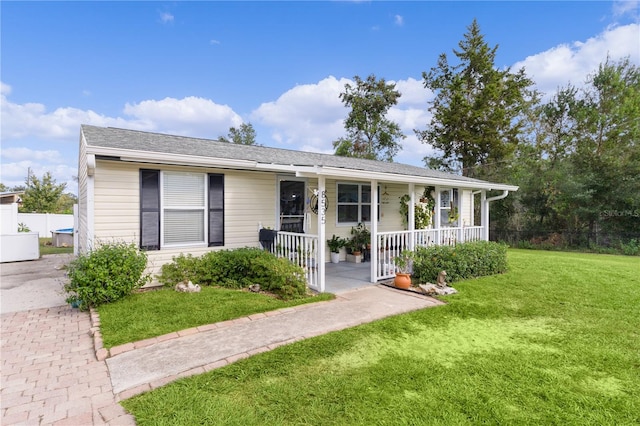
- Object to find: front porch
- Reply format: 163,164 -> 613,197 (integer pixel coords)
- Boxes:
264,170 -> 515,293
269,227 -> 485,293
325,261 -> 372,293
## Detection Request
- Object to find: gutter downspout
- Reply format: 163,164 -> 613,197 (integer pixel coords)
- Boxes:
482,190 -> 509,241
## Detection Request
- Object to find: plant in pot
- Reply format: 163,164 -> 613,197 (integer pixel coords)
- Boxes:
327,235 -> 347,264
349,222 -> 370,254
393,249 -> 415,289
346,223 -> 370,262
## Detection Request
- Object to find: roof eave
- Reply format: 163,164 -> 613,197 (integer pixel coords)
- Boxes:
86,145 -> 258,169
294,166 -> 519,191
84,145 -> 518,192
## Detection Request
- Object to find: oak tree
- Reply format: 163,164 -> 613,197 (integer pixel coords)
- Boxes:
219,122 -> 257,145
333,74 -> 405,162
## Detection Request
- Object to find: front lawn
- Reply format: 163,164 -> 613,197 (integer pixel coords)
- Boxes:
98,287 -> 335,348
123,250 -> 640,425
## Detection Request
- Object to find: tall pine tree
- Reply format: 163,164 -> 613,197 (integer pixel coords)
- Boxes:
416,19 -> 536,178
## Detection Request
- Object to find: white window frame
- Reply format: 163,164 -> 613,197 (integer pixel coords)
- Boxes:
336,182 -> 380,226
439,188 -> 459,227
160,171 -> 208,248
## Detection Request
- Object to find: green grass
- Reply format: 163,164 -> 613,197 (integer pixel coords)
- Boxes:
122,250 -> 640,425
39,237 -> 73,255
98,286 -> 335,348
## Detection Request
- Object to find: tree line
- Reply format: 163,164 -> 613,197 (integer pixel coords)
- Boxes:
331,19 -> 639,248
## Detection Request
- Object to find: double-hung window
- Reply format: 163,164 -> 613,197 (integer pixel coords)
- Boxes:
163,172 -> 206,246
336,183 -> 379,224
140,170 -> 224,250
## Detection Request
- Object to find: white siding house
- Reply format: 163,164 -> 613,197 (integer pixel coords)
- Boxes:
77,125 -> 518,292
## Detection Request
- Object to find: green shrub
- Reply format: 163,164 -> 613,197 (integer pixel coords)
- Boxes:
65,241 -> 150,310
158,247 -> 308,299
412,240 -> 508,283
621,239 -> 640,256
157,254 -> 201,285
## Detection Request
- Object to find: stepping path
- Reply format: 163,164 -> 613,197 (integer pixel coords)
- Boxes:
106,286 -> 442,398
1,306 -> 135,425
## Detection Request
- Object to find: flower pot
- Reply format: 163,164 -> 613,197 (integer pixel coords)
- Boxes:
330,252 -> 340,263
394,273 -> 412,289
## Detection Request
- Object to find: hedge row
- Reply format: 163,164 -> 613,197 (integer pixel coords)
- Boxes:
158,247 -> 308,299
412,240 -> 508,284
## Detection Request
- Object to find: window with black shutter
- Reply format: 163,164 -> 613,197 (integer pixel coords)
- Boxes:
208,174 -> 224,246
139,170 -> 225,249
140,169 -> 160,250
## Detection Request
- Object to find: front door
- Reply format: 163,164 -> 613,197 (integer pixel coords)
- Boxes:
279,179 -> 305,233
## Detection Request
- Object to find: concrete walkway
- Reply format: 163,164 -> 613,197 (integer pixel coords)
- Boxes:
106,286 -> 442,398
1,254 -> 443,424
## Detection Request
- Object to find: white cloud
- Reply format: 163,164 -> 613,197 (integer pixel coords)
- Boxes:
394,14 -> 404,26
0,94 -> 133,141
210,39 -> 221,45
1,147 -> 64,163
0,91 -> 243,143
613,0 -> 639,17
1,82 -> 11,96
513,23 -> 640,97
394,77 -> 431,107
252,76 -> 350,151
159,12 -> 174,24
0,152 -> 78,193
123,96 -> 243,138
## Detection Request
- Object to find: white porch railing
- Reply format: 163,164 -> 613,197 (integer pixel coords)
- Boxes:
375,226 -> 484,280
270,231 -> 319,291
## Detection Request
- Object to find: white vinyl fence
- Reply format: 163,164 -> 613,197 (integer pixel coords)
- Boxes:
16,212 -> 74,238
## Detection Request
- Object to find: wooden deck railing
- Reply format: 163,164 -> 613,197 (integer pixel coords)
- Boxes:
375,226 -> 484,280
270,231 -> 319,290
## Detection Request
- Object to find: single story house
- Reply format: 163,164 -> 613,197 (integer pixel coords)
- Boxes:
77,125 -> 517,292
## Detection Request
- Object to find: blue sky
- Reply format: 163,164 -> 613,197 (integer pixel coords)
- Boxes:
1,1 -> 639,195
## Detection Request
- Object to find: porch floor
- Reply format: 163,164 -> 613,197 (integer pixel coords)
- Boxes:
324,260 -> 375,294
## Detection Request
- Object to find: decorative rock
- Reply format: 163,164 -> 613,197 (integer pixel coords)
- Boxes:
419,283 -> 458,296
175,280 -> 201,293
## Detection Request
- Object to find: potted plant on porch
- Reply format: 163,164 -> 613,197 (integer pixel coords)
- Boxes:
327,235 -> 347,264
393,249 -> 415,289
347,223 -> 370,263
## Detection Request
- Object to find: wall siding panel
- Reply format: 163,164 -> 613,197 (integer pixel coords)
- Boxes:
92,161 -> 278,282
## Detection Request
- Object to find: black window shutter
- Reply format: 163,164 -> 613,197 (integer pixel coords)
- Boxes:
140,169 -> 160,250
208,174 -> 224,247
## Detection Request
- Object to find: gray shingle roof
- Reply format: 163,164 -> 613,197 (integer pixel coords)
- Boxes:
81,125 -> 513,188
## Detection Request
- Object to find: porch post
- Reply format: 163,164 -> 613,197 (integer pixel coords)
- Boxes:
408,183 -> 415,251
457,188 -> 463,243
434,186 -> 441,245
481,190 -> 488,241
317,176 -> 326,291
370,179 -> 378,283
